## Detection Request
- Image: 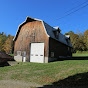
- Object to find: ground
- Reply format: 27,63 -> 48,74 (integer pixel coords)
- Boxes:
0,53 -> 88,88
0,80 -> 42,88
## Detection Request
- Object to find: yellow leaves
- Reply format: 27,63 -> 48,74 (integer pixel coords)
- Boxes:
84,29 -> 88,36
0,38 -> 3,51
2,35 -> 14,54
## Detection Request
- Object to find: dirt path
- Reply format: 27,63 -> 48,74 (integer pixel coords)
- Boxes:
0,80 -> 42,88
0,80 -> 88,88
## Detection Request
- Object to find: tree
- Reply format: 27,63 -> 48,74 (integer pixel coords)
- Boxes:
65,33 -> 69,35
84,29 -> 88,50
3,35 -> 14,54
0,33 -> 7,52
68,31 -> 78,52
0,38 -> 3,51
65,31 -> 86,52
76,29 -> 83,37
74,37 -> 86,51
84,29 -> 88,36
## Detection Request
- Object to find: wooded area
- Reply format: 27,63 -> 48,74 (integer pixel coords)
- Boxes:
65,29 -> 88,53
0,32 -> 14,54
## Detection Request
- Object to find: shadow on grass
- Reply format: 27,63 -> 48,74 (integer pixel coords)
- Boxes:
0,61 -> 10,67
49,56 -> 88,63
39,72 -> 88,88
58,56 -> 88,61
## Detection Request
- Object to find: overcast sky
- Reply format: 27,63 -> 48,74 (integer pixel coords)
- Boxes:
0,0 -> 88,36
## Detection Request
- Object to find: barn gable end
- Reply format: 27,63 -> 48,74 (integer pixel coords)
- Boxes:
14,17 -> 49,63
13,17 -> 49,41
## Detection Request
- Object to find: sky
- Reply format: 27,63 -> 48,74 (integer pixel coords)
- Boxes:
0,0 -> 88,36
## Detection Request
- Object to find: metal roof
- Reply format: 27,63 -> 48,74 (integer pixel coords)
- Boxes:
43,22 -> 72,47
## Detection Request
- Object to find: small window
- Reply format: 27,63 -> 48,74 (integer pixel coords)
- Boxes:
56,31 -> 59,39
53,31 -> 59,39
40,55 -> 43,56
68,47 -> 70,51
17,51 -> 21,56
66,39 -> 69,44
56,31 -> 58,36
51,52 -> 54,57
31,54 -> 33,56
71,48 -> 73,52
23,51 -> 26,57
35,54 -> 38,56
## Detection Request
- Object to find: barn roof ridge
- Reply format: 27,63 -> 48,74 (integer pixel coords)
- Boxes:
26,16 -> 42,21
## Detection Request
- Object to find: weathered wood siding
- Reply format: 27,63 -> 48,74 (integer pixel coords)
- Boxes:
49,38 -> 72,58
14,21 -> 49,61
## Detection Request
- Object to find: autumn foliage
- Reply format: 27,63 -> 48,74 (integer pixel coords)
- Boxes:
0,32 -> 14,54
65,30 -> 88,52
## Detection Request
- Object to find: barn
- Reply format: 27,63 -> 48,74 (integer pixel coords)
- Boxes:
13,16 -> 72,63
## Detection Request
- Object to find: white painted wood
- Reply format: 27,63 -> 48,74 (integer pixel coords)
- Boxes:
14,56 -> 22,62
23,57 -> 26,62
30,43 -> 44,63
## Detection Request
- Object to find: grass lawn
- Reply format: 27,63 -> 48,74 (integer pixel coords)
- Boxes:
1,60 -> 88,87
9,54 -> 14,57
73,53 -> 88,57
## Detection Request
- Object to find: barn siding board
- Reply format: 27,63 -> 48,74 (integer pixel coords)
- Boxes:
49,37 -> 72,59
14,21 -> 49,61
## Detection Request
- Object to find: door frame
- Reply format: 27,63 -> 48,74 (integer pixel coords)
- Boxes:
30,42 -> 45,63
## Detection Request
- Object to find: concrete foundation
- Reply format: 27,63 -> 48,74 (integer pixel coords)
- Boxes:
14,56 -> 23,62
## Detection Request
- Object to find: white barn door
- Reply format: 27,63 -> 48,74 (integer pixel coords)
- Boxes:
30,43 -> 44,63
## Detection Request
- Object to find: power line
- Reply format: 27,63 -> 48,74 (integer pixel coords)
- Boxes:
71,0 -> 83,5
65,0 -> 88,14
46,0 -> 88,25
55,3 -> 88,21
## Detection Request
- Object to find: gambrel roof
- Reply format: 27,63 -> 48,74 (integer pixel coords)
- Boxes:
13,16 -> 72,48
43,22 -> 72,47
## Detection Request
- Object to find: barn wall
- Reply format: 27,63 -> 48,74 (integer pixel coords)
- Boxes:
49,38 -> 72,61
14,21 -> 49,62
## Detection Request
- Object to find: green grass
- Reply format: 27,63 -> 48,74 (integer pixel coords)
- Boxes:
1,60 -> 88,86
73,51 -> 88,57
73,53 -> 88,57
9,54 -> 14,56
